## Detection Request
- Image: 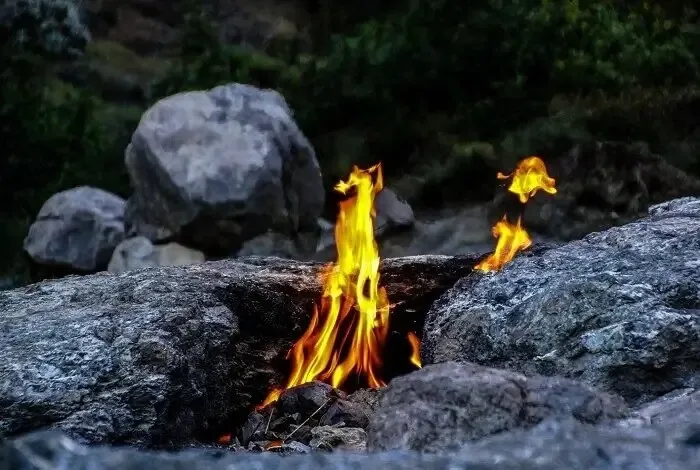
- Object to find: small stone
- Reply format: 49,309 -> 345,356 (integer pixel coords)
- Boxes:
239,411 -> 266,446
319,399 -> 370,428
309,426 -> 367,452
278,381 -> 334,416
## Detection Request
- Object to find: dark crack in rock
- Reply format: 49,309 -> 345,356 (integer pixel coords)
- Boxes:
424,197 -> 700,405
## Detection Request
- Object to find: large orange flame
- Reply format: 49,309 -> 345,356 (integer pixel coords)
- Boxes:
497,156 -> 557,203
259,164 -> 390,408
474,216 -> 532,272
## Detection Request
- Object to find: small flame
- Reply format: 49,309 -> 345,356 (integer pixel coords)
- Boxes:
217,434 -> 231,446
497,156 -> 556,203
474,216 -> 532,272
259,164 -> 390,408
407,332 -> 422,368
264,440 -> 284,451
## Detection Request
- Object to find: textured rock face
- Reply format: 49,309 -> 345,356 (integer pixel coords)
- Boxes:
424,197 -> 700,405
3,416 -> 699,470
367,361 -> 627,452
124,83 -> 324,256
0,255 -> 475,447
23,186 -> 125,272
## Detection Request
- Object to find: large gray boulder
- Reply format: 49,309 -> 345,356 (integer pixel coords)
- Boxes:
423,197 -> 700,405
124,83 -> 324,256
367,361 -> 627,452
0,255 -> 475,447
23,186 -> 125,272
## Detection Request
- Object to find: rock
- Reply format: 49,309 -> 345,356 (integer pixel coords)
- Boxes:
236,231 -> 300,259
238,411 -> 266,446
107,236 -> 205,273
374,188 -> 415,237
319,399 -> 370,428
309,426 -> 367,451
619,388 -> 700,437
277,382 -> 335,417
0,255 -> 476,446
4,419 -> 699,470
491,141 -> 700,240
367,361 -> 627,452
424,197 -> 700,405
23,186 -> 125,272
124,83 -> 324,256
460,417 -> 699,469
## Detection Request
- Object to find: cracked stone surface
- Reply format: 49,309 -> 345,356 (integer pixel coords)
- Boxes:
367,361 -> 627,452
0,255 -> 476,447
423,197 -> 700,405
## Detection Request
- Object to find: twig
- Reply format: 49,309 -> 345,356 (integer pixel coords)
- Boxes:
264,406 -> 274,434
283,397 -> 334,443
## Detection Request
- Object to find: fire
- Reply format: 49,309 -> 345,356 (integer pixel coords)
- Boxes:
497,156 -> 556,203
474,216 -> 532,272
259,164 -> 390,408
407,332 -> 422,368
476,156 -> 556,272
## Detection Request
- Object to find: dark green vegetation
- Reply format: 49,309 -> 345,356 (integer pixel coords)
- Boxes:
2,0 -> 700,282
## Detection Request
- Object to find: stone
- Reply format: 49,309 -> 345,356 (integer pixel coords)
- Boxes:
124,83 -> 324,256
319,399 -> 370,428
423,197 -> 700,406
309,426 -> 367,451
619,388 -> 700,439
236,231 -> 300,259
0,254 -> 476,447
107,236 -> 205,273
3,420 -> 699,470
23,186 -> 125,272
238,411 -> 266,446
367,361 -> 627,452
374,188 -> 415,237
490,141 -> 700,240
277,382 -> 335,417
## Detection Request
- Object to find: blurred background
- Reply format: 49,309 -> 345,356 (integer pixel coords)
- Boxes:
2,0 -> 700,288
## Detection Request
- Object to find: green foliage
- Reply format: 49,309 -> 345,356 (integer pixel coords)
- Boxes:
150,7 -> 300,100
0,1 -> 135,280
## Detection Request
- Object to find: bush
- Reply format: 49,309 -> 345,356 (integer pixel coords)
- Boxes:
295,0 -> 700,175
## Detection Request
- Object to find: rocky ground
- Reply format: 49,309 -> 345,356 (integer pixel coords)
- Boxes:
1,196 -> 699,469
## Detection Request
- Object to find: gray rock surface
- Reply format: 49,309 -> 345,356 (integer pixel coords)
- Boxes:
3,416 -> 699,470
619,387 -> 700,438
424,197 -> 700,405
124,83 -> 324,256
374,188 -> 415,237
0,255 -> 476,446
367,361 -> 627,452
107,236 -> 205,273
23,186 -> 125,272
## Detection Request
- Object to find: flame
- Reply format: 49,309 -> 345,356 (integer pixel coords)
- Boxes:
474,216 -> 532,272
497,156 -> 556,203
407,332 -> 422,368
217,434 -> 231,445
259,164 -> 390,408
